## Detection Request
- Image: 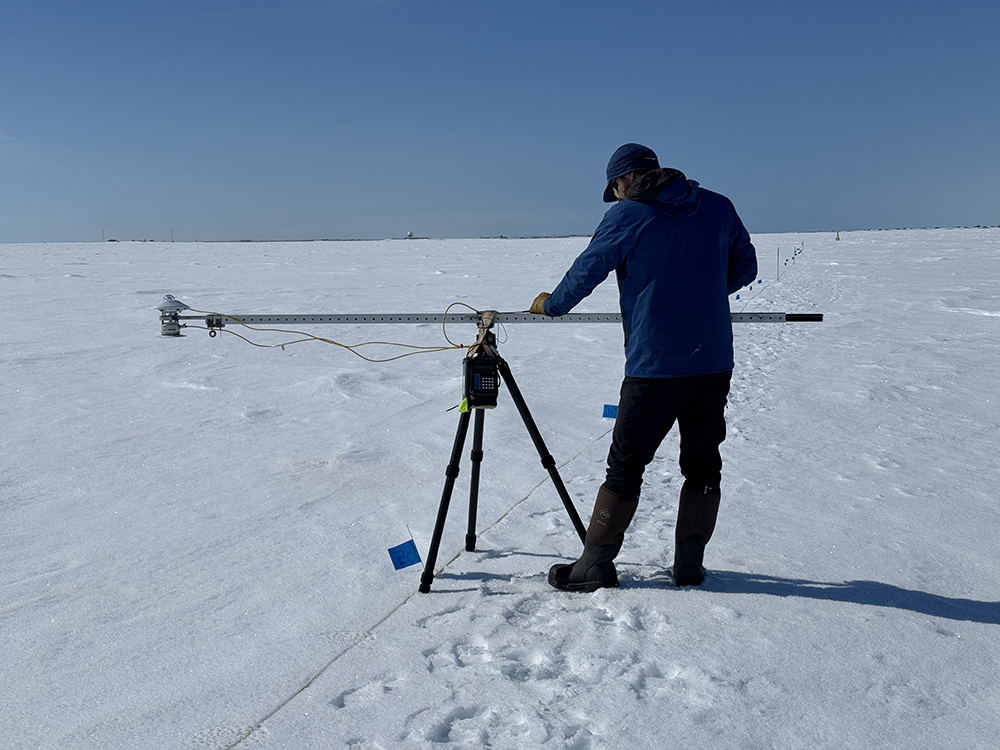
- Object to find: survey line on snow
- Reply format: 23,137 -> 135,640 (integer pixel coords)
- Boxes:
223,593 -> 422,749
222,425 -> 613,747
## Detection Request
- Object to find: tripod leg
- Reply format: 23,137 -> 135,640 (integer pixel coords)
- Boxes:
419,409 -> 472,593
466,408 -> 485,552
497,359 -> 587,542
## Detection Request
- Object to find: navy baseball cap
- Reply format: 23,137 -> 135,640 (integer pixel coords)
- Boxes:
603,143 -> 660,202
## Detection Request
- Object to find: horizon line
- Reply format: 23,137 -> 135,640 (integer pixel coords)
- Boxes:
2,224 -> 999,246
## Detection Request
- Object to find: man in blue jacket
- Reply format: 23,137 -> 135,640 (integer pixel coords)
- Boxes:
531,143 -> 757,591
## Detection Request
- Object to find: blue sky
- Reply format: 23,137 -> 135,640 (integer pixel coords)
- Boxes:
2,0 -> 997,242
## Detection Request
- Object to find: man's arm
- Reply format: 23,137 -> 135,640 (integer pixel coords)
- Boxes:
541,211 -> 632,316
726,208 -> 758,295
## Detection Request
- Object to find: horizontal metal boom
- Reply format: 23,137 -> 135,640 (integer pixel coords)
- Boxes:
156,297 -> 822,336
202,311 -> 822,326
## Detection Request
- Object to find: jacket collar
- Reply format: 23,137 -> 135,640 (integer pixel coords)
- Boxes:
625,168 -> 686,202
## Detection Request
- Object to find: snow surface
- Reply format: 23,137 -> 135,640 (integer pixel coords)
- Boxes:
3,228 -> 999,749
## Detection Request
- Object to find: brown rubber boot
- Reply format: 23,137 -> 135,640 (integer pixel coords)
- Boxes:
548,485 -> 639,591
670,483 -> 721,586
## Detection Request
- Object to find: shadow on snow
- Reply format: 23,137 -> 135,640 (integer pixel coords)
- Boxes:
429,552 -> 999,625
633,569 -> 1000,625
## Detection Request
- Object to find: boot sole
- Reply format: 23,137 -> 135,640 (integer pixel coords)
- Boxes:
547,565 -> 619,592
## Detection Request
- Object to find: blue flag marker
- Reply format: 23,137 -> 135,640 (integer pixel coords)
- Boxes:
388,539 -> 421,570
603,404 -> 618,419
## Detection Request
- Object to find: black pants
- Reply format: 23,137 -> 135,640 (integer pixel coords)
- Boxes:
604,371 -> 732,500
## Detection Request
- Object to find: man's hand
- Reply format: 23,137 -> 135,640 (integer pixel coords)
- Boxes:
530,292 -> 551,315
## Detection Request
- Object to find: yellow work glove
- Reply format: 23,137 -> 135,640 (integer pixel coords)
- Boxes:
530,292 -> 551,315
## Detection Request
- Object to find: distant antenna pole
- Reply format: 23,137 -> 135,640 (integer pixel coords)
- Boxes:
171,228 -> 174,243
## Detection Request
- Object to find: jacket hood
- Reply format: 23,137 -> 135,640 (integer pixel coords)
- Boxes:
626,168 -> 701,217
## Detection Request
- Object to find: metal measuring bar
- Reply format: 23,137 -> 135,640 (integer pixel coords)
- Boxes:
156,296 -> 823,336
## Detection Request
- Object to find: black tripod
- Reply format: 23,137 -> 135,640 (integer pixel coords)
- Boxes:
419,315 -> 587,593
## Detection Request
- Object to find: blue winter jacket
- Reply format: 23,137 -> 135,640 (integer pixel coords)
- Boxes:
545,169 -> 757,378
